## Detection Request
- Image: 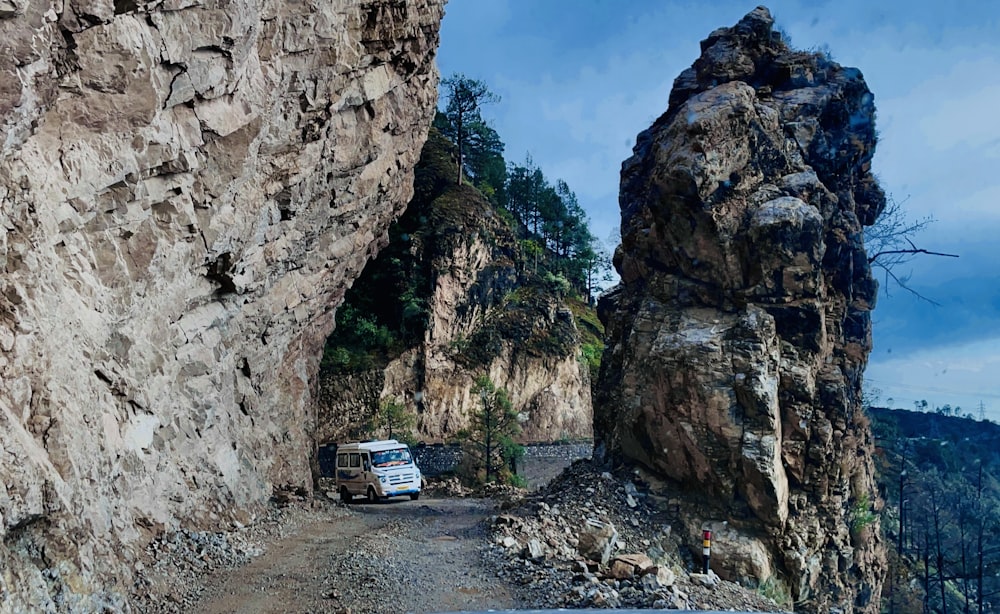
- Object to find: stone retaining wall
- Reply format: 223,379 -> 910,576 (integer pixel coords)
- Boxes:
411,443 -> 465,476
519,442 -> 594,489
413,441 -> 593,488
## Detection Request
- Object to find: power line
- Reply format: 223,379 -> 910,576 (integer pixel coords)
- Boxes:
866,378 -> 1000,400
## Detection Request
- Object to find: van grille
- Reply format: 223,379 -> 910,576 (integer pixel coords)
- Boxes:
387,472 -> 415,484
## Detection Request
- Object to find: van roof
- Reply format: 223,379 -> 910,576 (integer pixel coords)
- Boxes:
337,439 -> 408,453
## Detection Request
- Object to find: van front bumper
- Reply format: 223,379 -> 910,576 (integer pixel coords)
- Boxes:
378,485 -> 420,497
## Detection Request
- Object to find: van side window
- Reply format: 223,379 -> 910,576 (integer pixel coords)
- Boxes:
337,453 -> 348,467
349,453 -> 360,468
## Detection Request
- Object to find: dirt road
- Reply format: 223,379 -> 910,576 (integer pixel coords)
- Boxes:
190,497 -> 528,614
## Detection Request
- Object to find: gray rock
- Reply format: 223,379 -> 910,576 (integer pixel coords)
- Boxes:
639,565 -> 676,590
525,538 -> 545,562
0,0 -> 445,608
576,519 -> 618,566
690,570 -> 721,588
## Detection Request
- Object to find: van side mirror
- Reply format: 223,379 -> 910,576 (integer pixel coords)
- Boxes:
363,459 -> 370,471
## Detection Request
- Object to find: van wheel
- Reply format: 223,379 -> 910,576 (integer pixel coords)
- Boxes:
409,492 -> 420,501
340,487 -> 352,503
367,486 -> 381,503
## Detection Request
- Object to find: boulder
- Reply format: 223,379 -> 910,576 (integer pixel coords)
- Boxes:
639,566 -> 677,590
613,552 -> 654,572
608,553 -> 653,579
596,6 -> 886,612
524,538 -> 546,562
577,519 -> 618,566
691,571 -> 722,588
608,559 -> 636,579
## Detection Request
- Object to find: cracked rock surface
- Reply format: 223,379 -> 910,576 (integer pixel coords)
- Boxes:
0,0 -> 443,610
597,7 -> 886,612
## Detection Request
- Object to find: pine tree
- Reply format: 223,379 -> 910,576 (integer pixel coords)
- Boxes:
462,375 -> 521,484
439,74 -> 500,186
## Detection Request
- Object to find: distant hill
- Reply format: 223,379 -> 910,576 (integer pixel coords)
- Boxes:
868,407 -> 1000,613
870,406 -> 1000,481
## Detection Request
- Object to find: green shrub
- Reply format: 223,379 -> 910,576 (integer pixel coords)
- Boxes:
458,376 -> 522,486
757,575 -> 792,609
368,399 -> 416,443
850,493 -> 878,533
543,271 -> 571,297
321,346 -> 351,371
580,342 -> 603,375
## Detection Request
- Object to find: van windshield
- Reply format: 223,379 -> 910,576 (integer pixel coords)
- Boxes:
371,448 -> 412,468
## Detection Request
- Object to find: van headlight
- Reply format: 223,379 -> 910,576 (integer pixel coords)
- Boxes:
379,476 -> 386,483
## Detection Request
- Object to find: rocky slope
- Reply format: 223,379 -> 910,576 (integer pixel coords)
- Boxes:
484,461 -> 788,611
597,7 -> 886,612
0,0 -> 443,610
316,129 -> 593,444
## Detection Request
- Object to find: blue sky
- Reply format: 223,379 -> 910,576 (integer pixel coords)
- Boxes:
435,1 -> 1000,420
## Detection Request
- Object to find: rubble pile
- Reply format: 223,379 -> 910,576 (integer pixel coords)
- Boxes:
421,476 -> 474,498
483,460 -> 788,611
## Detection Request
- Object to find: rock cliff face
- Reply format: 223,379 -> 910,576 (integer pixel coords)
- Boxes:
316,130 -> 593,445
597,8 -> 885,612
0,0 -> 443,609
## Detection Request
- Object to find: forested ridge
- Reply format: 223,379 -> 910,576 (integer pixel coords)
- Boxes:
434,74 -> 611,298
870,407 -> 1000,613
322,75 -> 607,378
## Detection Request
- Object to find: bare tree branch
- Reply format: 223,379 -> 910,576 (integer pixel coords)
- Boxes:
864,195 -> 959,304
868,248 -> 960,264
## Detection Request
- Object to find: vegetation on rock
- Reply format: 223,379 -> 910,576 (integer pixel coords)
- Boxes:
439,74 -> 501,186
320,82 -> 601,444
323,82 -> 606,381
434,73 -> 612,298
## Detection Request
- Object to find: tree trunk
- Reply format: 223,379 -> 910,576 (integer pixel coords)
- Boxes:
899,445 -> 908,555
933,486 -> 948,614
923,526 -> 932,613
456,111 -> 464,185
976,464 -> 985,614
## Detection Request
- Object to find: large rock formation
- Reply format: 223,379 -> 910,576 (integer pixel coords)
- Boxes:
316,130 -> 593,445
597,7 -> 886,612
0,0 -> 443,609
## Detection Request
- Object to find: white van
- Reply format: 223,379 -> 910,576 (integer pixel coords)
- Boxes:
334,440 -> 422,502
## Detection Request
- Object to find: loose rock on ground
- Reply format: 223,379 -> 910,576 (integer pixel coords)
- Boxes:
132,464 -> 788,613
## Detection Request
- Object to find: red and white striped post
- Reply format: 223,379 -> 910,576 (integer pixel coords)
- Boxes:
702,529 -> 712,573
